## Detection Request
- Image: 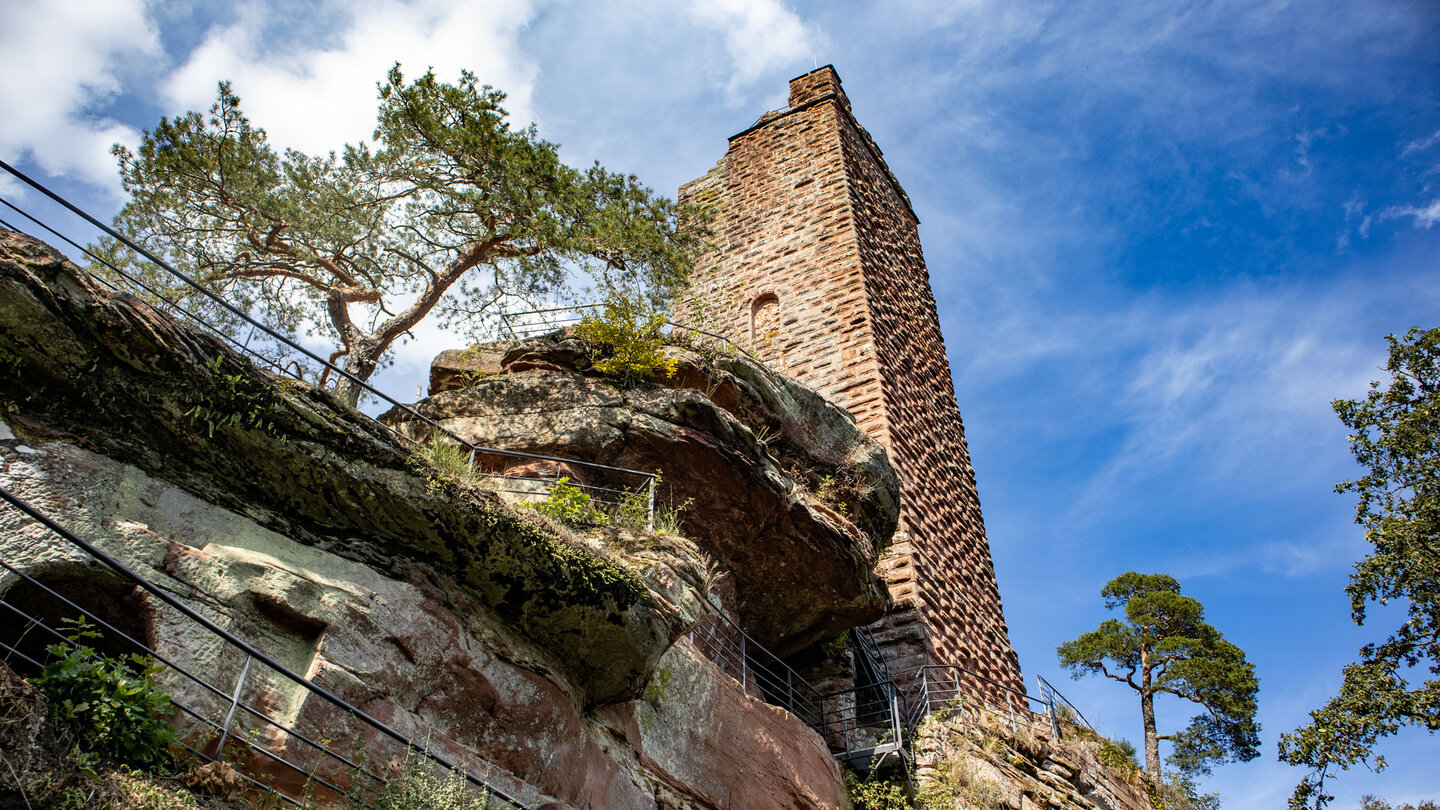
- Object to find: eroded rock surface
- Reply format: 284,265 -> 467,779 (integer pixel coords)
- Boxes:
0,437 -> 849,808
391,335 -> 900,654
0,229 -> 856,809
0,230 -> 691,705
912,707 -> 1151,810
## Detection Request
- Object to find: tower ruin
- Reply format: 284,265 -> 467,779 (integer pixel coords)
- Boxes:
678,66 -> 1024,695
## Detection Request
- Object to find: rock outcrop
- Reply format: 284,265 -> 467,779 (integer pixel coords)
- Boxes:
386,335 -> 900,656
0,231 -> 700,707
0,230 -> 854,808
910,706 -> 1151,810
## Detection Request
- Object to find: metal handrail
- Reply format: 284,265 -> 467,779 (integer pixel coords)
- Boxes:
0,485 -> 534,808
687,611 -> 825,731
0,161 -> 656,525
1036,674 -> 1095,735
494,303 -> 759,362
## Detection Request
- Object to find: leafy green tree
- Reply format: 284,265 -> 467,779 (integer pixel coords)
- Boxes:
1278,326 -> 1440,809
1057,572 -> 1260,784
97,66 -> 704,406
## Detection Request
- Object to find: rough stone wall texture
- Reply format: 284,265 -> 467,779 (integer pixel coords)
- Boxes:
677,66 -> 1024,695
0,437 -> 851,810
913,707 -> 1152,810
0,228 -> 854,810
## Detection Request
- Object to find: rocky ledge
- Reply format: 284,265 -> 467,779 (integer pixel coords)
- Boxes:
388,334 -> 901,655
0,230 -> 698,706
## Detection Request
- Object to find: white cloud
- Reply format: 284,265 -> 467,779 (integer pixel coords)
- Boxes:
0,0 -> 159,194
164,0 -> 539,156
1401,128 -> 1440,157
684,0 -> 820,96
1381,198 -> 1440,229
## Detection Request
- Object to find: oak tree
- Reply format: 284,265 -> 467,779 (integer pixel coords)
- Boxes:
1278,326 -> 1440,809
1058,572 -> 1260,783
96,66 -> 703,406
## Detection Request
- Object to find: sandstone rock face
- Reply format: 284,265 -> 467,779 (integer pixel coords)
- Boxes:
0,229 -> 855,808
390,335 -> 900,655
0,230 -> 689,707
912,708 -> 1150,810
0,437 -> 848,808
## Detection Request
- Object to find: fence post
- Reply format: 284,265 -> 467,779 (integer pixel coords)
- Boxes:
1006,692 -> 1017,736
786,666 -> 793,713
215,654 -> 253,759
891,692 -> 901,747
740,633 -> 747,695
647,475 -> 656,531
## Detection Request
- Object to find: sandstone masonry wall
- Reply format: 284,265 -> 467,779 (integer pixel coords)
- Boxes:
677,66 -> 1024,694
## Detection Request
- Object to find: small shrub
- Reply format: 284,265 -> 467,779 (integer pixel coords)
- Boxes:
527,477 -> 610,525
360,753 -> 493,810
845,770 -> 913,810
417,433 -> 473,482
1149,771 -> 1220,810
575,291 -> 678,384
917,758 -> 1003,810
1097,736 -> 1141,775
34,618 -> 178,773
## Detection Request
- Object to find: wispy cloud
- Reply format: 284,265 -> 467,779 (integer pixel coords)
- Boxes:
1380,198 -> 1440,229
0,0 -> 159,195
164,0 -> 540,156
1173,532 -> 1367,579
684,0 -> 821,99
1401,128 -> 1440,157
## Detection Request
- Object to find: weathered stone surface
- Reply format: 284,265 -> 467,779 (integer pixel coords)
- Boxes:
0,229 -> 856,808
385,335 -> 898,655
0,434 -> 847,809
429,343 -> 517,395
599,642 -> 853,810
912,707 -> 1151,810
0,229 -> 688,706
676,66 -> 1025,694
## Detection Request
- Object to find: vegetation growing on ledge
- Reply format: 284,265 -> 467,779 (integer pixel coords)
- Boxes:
575,291 -> 678,384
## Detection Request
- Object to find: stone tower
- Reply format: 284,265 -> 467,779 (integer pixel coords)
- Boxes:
678,66 -> 1024,695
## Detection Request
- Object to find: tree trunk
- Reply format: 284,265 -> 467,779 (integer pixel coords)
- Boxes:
1141,669 -> 1161,782
331,342 -> 381,409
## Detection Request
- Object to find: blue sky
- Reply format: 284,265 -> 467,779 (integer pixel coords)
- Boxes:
1,1 -> 1437,806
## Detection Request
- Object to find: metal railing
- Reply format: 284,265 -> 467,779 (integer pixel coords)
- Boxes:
687,611 -> 825,731
686,610 -> 912,767
494,304 -> 758,362
901,664 -> 1053,739
1036,674 -> 1095,739
0,159 -> 656,527
0,486 -> 536,808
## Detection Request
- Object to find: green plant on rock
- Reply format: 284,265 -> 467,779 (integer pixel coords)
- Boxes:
1097,737 -> 1142,776
1149,770 -> 1221,810
845,770 -> 913,810
575,291 -> 678,384
527,477 -> 610,525
917,757 -> 1003,810
349,751 -> 493,810
185,354 -> 278,438
416,433 -> 474,486
34,618 -> 178,773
